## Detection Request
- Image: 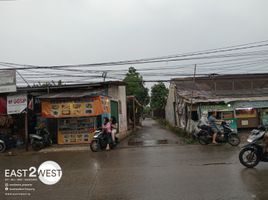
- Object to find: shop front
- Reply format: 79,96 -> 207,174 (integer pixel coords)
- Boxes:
234,108 -> 258,129
0,93 -> 28,147
40,95 -> 110,144
199,104 -> 238,132
232,101 -> 268,129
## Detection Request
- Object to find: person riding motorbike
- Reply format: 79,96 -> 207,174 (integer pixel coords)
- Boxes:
208,112 -> 222,144
197,111 -> 212,134
110,116 -> 118,145
102,117 -> 112,150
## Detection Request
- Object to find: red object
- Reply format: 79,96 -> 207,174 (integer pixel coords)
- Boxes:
0,97 -> 7,114
28,98 -> 34,110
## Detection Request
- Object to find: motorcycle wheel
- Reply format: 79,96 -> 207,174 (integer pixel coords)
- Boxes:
239,148 -> 260,168
0,142 -> 6,153
227,134 -> 240,146
90,140 -> 100,152
198,135 -> 209,145
32,142 -> 42,151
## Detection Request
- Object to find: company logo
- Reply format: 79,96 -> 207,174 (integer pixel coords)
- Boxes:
5,161 -> 62,185
38,161 -> 62,185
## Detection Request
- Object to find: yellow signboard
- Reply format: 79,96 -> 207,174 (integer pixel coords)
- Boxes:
58,117 -> 96,144
41,96 -> 110,118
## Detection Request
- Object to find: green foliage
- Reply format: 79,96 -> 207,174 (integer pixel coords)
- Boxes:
123,67 -> 150,106
150,82 -> 168,110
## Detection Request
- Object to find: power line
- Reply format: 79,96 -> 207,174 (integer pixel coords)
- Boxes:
1,40 -> 268,70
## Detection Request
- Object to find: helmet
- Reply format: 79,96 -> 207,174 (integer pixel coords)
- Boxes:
202,111 -> 208,115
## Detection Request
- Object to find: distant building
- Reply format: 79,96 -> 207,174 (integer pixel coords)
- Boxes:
165,73 -> 268,133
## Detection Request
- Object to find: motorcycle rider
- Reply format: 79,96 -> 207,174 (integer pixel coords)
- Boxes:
110,116 -> 117,145
197,111 -> 211,132
102,117 -> 112,150
208,111 -> 222,144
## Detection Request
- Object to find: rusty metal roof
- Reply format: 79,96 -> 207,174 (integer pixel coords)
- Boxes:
173,73 -> 268,103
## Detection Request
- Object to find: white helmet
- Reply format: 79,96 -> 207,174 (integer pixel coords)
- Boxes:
202,111 -> 208,115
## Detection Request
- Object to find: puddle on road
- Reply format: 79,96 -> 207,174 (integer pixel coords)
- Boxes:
128,139 -> 176,146
202,162 -> 233,166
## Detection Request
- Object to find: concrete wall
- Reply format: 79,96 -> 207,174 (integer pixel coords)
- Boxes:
165,83 -> 176,126
108,85 -> 128,138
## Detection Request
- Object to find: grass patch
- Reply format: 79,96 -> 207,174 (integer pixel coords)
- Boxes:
156,118 -> 196,144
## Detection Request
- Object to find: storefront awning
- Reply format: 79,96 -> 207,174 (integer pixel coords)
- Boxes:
233,101 -> 268,109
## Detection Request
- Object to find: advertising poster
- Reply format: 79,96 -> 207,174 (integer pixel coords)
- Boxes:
7,94 -> 27,115
41,96 -> 110,118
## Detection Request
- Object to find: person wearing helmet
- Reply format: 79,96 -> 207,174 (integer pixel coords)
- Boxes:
198,111 -> 211,134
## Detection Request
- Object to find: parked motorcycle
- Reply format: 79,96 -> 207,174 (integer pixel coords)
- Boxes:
29,127 -> 52,151
239,126 -> 268,168
196,121 -> 240,146
90,129 -> 119,152
0,133 -> 17,153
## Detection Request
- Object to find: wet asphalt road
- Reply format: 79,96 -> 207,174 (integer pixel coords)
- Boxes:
1,119 -> 268,200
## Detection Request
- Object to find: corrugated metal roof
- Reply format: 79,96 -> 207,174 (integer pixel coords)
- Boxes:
38,90 -> 106,99
173,73 -> 268,103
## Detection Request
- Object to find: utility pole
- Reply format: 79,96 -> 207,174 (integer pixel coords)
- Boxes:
25,97 -> 29,151
102,71 -> 107,82
189,64 -> 197,132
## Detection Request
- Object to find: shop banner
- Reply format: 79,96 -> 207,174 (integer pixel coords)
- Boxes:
41,96 -> 110,118
200,104 -> 233,112
7,94 -> 27,114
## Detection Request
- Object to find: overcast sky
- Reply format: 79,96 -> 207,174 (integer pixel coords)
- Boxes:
0,0 -> 268,85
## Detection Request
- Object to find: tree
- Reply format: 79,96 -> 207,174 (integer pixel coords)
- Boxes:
150,82 -> 168,118
123,67 -> 150,124
123,67 -> 150,106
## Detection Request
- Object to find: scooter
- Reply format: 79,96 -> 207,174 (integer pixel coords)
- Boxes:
0,133 -> 17,153
90,129 -> 119,152
29,127 -> 52,151
239,125 -> 268,168
196,121 -> 240,146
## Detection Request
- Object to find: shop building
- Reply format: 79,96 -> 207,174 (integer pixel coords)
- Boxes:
165,73 -> 268,133
17,81 -> 127,145
0,70 -> 28,147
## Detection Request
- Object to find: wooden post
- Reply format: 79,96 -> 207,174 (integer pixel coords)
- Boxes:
189,64 -> 197,132
133,97 -> 136,131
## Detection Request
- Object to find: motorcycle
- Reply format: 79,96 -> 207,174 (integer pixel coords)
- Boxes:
239,126 -> 268,168
29,127 -> 52,151
90,129 -> 119,152
0,133 -> 17,153
196,121 -> 240,146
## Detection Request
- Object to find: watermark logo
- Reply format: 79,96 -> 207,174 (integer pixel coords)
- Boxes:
38,161 -> 62,185
4,160 -> 62,197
